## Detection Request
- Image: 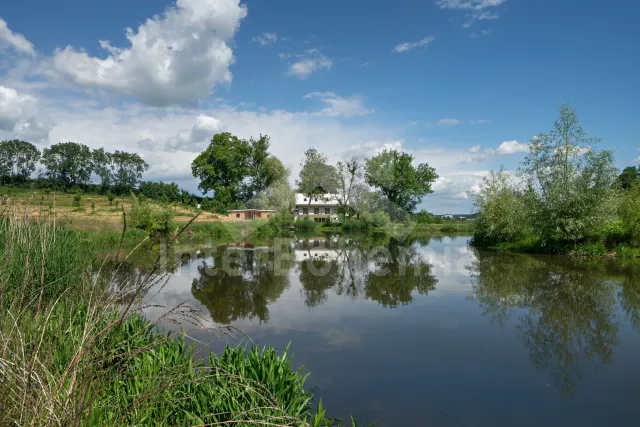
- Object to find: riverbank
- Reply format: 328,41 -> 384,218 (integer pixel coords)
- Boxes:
0,212 -> 369,426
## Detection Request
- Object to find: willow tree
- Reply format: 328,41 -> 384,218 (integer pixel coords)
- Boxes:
520,104 -> 618,244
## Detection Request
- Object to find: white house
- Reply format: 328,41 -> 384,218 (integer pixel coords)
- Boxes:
294,193 -> 341,223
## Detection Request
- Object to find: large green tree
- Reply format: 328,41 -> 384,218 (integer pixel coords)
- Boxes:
0,139 -> 40,181
364,149 -> 438,218
618,166 -> 640,190
110,150 -> 149,190
92,148 -> 113,189
191,133 -> 284,208
520,104 -> 619,244
41,142 -> 93,186
296,148 -> 339,204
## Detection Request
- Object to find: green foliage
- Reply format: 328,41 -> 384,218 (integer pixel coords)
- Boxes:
414,209 -> 442,224
192,132 -> 284,208
107,191 -> 115,205
521,105 -> 619,245
295,219 -> 318,232
128,194 -> 176,236
297,148 -> 340,200
619,183 -> 640,245
41,142 -> 94,186
618,166 -> 640,191
92,147 -> 113,188
472,168 -> 530,246
0,216 -> 86,309
365,149 -> 438,219
72,190 -> 83,207
250,168 -> 295,213
0,139 -> 40,182
342,219 -> 371,231
110,150 -> 149,191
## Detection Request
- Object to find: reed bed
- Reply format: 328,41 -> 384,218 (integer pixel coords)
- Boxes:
0,208 -> 369,426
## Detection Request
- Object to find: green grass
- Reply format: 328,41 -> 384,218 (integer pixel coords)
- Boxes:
0,211 -> 371,426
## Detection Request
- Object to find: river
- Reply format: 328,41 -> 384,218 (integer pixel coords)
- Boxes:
123,234 -> 640,426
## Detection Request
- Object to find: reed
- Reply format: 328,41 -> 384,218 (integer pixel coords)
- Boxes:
0,208 -> 370,426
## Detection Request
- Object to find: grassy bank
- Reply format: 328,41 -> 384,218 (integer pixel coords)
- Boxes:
0,213 -> 369,426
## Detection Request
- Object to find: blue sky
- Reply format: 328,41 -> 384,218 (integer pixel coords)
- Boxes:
0,0 -> 638,213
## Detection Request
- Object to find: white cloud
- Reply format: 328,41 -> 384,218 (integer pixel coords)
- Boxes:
495,140 -> 529,155
438,118 -> 460,125
470,119 -> 489,124
0,18 -> 35,57
437,0 -> 506,27
470,29 -> 492,38
303,92 -> 373,117
393,36 -> 435,53
286,55 -> 332,79
436,0 -> 507,10
252,32 -> 277,46
469,145 -> 481,153
0,84 -> 51,141
49,0 -> 247,106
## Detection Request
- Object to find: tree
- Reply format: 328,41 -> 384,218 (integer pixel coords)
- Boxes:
471,168 -> 531,246
333,157 -> 363,217
249,168 -> 294,213
192,132 -> 283,208
110,150 -> 149,191
520,104 -> 619,244
365,149 -> 438,219
618,166 -> 640,190
296,149 -> 339,205
41,142 -> 93,186
92,148 -> 113,189
350,183 -> 376,218
0,139 -> 40,182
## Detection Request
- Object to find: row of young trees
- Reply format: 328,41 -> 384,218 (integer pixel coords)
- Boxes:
0,140 -> 149,192
472,104 -> 640,250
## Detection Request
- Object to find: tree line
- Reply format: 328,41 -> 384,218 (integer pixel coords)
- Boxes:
190,132 -> 439,220
1,132 -> 442,220
0,140 -> 149,193
472,104 -> 640,253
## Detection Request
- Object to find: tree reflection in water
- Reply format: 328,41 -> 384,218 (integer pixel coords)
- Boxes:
191,244 -> 294,324
297,235 -> 437,308
470,251 -> 621,396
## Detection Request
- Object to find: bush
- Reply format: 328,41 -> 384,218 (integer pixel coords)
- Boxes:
72,191 -> 82,207
107,191 -> 115,205
128,194 -> 176,237
619,183 -> 640,245
471,169 -> 531,246
342,219 -> 371,231
295,219 -> 317,232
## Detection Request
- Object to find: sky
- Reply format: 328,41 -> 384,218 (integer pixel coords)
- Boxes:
0,0 -> 638,214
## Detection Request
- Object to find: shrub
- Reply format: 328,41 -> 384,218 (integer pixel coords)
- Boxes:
107,191 -> 115,205
342,219 -> 371,231
471,169 -> 530,246
371,210 -> 391,228
128,195 -> 176,237
619,183 -> 640,245
72,191 -> 82,207
295,219 -> 317,232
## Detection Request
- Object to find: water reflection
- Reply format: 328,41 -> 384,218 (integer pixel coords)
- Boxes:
470,252 -> 621,396
190,245 -> 294,324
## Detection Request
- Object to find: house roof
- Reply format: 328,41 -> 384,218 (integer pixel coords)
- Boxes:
294,193 -> 341,206
227,209 -> 275,212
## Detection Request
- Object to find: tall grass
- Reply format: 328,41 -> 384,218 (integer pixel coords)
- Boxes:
0,209 -> 370,426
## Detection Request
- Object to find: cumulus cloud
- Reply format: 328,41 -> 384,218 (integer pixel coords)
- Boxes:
393,36 -> 435,53
0,85 -> 50,141
49,0 -> 247,106
0,18 -> 35,56
285,51 -> 332,79
469,145 -> 481,153
252,32 -> 277,46
495,140 -> 529,155
303,92 -> 373,117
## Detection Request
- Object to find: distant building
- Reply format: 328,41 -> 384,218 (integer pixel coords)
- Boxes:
227,209 -> 275,221
294,193 -> 341,223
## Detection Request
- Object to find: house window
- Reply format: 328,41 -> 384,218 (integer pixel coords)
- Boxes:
303,198 -> 307,202
236,213 -> 240,218
325,208 -> 331,214
314,208 -> 320,215
302,208 -> 308,215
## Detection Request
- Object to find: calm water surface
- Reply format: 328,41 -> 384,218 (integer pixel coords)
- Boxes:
134,234 -> 640,426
